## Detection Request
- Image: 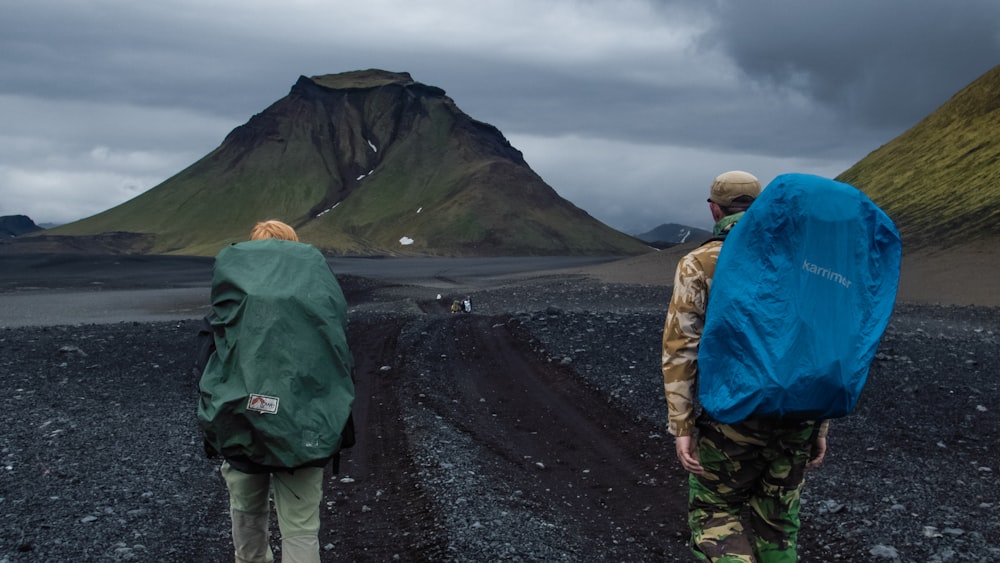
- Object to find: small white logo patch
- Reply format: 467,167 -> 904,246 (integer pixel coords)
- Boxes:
247,394 -> 280,414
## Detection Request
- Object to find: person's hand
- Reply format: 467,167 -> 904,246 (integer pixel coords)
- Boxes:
807,436 -> 827,469
675,435 -> 704,475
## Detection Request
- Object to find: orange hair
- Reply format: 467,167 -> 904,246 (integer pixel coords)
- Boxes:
249,220 -> 299,242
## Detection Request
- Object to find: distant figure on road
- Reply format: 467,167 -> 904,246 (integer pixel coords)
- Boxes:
197,220 -> 355,563
451,300 -> 462,314
661,172 -> 828,562
463,296 -> 472,313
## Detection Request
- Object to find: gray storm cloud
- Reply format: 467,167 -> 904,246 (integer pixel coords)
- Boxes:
0,0 -> 996,229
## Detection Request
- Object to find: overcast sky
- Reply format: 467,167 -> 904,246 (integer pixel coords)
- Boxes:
2,0 -> 998,233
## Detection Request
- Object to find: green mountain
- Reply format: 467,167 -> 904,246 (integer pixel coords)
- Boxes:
837,64 -> 1000,248
0,215 -> 43,237
634,223 -> 712,248
45,70 -> 651,257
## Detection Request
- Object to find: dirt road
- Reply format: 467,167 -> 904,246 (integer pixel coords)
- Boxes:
324,312 -> 688,560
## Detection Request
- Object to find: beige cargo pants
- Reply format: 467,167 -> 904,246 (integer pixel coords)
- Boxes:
221,461 -> 324,563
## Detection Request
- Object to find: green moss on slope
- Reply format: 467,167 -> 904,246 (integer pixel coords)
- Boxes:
44,71 -> 652,257
837,65 -> 1000,248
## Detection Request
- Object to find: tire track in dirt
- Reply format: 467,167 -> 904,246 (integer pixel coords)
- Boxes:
320,315 -> 448,560
395,314 -> 689,559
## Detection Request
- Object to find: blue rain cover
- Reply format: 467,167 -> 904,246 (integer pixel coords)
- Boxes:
698,173 -> 901,423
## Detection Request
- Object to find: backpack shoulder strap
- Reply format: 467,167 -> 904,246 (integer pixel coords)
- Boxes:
699,231 -> 727,246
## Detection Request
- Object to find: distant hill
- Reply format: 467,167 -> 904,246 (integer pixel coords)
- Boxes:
837,64 -> 1000,248
0,215 -> 42,237
634,223 -> 712,248
42,70 -> 652,257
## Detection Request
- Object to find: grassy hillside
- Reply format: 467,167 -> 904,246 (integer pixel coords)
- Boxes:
298,100 -> 642,255
45,70 -> 650,257
837,64 -> 1000,248
44,84 -> 354,254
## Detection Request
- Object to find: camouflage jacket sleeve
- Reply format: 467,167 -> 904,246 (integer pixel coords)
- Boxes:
661,246 -> 715,437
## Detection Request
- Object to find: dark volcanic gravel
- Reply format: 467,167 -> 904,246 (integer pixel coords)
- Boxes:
1,273 -> 998,562
0,321 -> 230,561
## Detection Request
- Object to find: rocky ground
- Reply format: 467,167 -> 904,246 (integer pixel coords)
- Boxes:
1,269 -> 998,562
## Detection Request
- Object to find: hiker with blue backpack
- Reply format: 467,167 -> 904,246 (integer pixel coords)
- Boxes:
661,171 -> 901,562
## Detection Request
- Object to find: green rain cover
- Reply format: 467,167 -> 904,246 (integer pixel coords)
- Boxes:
197,239 -> 354,468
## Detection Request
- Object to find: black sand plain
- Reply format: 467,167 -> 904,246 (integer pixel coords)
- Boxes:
1,253 -> 998,562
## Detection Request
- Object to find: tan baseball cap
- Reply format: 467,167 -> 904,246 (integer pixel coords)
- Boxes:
708,170 -> 761,206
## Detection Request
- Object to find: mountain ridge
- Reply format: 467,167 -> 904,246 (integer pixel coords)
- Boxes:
0,215 -> 43,238
41,70 -> 652,257
634,223 -> 712,248
837,64 -> 1000,248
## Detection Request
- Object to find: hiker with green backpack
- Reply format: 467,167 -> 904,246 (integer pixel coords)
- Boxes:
198,220 -> 356,563
661,170 -> 901,562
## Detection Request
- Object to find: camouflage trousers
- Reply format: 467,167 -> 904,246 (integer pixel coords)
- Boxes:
688,415 -> 818,563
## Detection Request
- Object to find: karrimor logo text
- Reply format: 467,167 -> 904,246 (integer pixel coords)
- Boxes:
802,259 -> 853,289
247,394 -> 280,414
